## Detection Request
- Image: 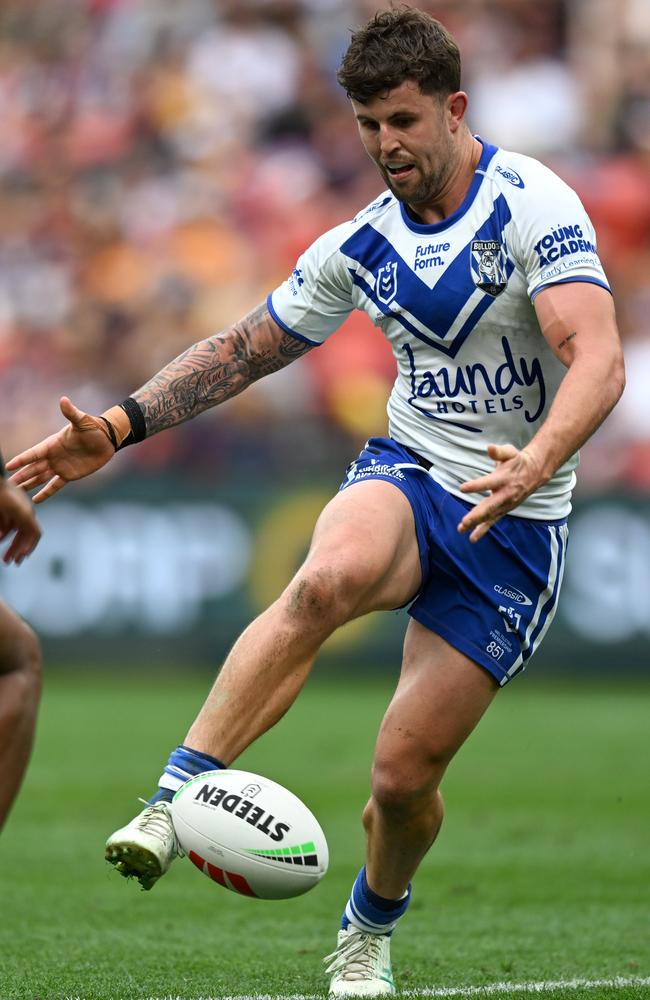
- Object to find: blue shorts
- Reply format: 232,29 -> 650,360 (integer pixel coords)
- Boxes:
339,437 -> 568,686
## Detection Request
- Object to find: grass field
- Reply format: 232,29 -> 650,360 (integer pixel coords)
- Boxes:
0,671 -> 648,1000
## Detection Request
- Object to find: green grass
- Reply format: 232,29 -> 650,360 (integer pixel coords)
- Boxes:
0,671 -> 649,1000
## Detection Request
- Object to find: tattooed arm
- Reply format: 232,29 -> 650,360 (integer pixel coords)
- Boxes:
6,304 -> 313,502
108,303 -> 312,438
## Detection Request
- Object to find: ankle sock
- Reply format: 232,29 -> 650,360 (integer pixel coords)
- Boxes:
148,744 -> 226,805
342,865 -> 411,936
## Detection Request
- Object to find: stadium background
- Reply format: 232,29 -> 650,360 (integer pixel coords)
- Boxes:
1,0 -> 648,674
1,4 -> 649,999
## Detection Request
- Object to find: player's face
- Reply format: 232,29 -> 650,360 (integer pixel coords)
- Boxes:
351,81 -> 459,209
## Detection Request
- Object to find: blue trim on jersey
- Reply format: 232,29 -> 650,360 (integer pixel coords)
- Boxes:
431,193 -> 512,341
266,293 -> 321,346
398,138 -> 499,234
440,252 -> 515,356
531,276 -> 612,300
341,193 -> 513,359
348,267 -> 443,350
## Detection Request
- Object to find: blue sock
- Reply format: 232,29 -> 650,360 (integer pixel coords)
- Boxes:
148,744 -> 226,804
341,865 -> 411,936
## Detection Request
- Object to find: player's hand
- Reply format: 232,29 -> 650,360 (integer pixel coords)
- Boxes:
0,477 -> 41,564
457,443 -> 545,543
6,396 -> 116,504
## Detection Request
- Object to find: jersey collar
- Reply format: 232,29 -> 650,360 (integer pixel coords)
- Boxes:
399,136 -> 499,235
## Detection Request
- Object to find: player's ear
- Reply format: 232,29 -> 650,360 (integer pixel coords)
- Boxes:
447,91 -> 469,131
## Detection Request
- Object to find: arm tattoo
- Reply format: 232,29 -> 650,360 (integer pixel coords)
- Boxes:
558,331 -> 577,350
132,303 -> 313,435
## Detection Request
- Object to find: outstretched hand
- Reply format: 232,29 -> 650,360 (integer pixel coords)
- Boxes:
0,478 -> 41,564
457,443 -> 545,542
6,396 -> 116,504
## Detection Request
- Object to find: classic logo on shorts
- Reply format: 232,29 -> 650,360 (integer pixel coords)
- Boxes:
494,583 -> 532,606
376,261 -> 398,305
471,240 -> 508,297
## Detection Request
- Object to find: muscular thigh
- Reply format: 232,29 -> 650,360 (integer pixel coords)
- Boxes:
374,619 -> 498,789
298,478 -> 422,618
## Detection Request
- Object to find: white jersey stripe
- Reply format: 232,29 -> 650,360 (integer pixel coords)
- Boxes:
521,523 -> 568,668
504,525 -> 562,682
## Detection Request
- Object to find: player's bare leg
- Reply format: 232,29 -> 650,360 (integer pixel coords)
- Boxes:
327,622 -> 497,996
106,479 -> 422,887
185,480 -> 421,762
0,602 -> 42,831
364,620 -> 497,898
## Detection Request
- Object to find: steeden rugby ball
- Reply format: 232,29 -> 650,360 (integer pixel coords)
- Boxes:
171,769 -> 328,899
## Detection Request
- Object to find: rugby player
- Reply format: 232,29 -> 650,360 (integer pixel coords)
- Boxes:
0,447 -> 41,831
7,9 -> 624,995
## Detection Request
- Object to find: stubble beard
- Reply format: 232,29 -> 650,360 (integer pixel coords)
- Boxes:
380,154 -> 455,214
380,131 -> 458,212
388,165 -> 448,207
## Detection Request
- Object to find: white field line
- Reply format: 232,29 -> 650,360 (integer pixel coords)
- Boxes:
403,977 -> 650,997
64,975 -> 650,1000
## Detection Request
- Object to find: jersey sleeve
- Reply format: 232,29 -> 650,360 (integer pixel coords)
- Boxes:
507,164 -> 610,300
268,223 -> 355,346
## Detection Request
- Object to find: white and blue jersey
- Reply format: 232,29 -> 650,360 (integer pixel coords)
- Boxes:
269,138 -> 609,520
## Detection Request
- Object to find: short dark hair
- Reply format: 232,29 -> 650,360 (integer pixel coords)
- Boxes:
337,7 -> 461,104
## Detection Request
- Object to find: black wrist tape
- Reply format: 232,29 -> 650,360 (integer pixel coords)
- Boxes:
117,397 -> 147,450
0,449 -> 5,478
98,416 -> 118,451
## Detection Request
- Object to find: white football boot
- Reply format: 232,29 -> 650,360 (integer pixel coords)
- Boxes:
325,926 -> 395,997
105,801 -> 182,890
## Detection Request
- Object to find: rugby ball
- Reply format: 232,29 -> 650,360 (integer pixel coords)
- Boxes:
170,769 -> 328,899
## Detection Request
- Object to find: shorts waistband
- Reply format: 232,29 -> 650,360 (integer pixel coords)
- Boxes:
400,443 -> 433,472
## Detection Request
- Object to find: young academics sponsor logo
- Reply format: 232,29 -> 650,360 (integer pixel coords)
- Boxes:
533,224 -> 597,267
540,256 -> 601,284
471,240 -> 508,297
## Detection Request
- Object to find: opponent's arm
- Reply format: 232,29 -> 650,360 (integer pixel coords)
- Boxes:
0,448 -> 41,564
458,282 -> 625,541
7,304 -> 312,503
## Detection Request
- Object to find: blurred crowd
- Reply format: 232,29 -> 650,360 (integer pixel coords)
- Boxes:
0,0 -> 649,490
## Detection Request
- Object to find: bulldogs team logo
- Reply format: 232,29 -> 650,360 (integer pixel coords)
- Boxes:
471,240 -> 508,297
376,261 -> 398,305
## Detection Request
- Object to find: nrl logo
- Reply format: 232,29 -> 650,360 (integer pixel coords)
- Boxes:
376,260 -> 398,305
471,240 -> 508,297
